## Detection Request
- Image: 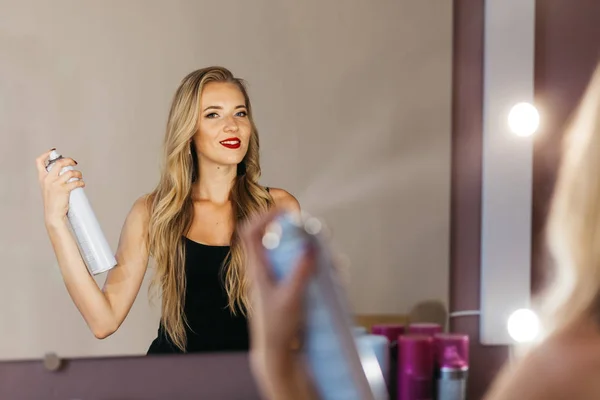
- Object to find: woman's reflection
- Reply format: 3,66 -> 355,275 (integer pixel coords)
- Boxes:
35,66 -> 300,354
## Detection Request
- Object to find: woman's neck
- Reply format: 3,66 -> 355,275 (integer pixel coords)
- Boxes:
191,159 -> 238,204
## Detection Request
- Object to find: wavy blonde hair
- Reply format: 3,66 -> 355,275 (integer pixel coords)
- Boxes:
146,66 -> 273,351
539,63 -> 600,337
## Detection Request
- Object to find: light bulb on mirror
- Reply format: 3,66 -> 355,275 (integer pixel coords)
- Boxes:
508,102 -> 540,137
507,308 -> 540,343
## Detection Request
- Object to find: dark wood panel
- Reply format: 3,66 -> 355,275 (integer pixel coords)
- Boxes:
449,1 -> 510,399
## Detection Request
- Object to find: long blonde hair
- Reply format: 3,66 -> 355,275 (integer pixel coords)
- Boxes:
540,63 -> 600,337
147,66 -> 273,351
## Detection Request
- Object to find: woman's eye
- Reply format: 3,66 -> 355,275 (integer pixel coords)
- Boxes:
236,111 -> 247,117
205,113 -> 218,118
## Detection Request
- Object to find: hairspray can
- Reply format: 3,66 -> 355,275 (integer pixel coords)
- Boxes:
434,334 -> 469,400
45,150 -> 117,275
398,335 -> 434,400
408,323 -> 443,379
354,326 -> 390,381
263,212 -> 388,400
357,334 -> 391,385
371,324 -> 405,399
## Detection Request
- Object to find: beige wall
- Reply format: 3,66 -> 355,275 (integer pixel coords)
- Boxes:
0,0 -> 452,360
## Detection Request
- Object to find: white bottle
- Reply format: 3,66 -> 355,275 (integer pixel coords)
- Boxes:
357,334 -> 391,386
45,150 -> 117,275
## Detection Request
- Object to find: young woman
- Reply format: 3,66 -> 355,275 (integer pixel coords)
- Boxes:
244,63 -> 600,400
35,66 -> 300,354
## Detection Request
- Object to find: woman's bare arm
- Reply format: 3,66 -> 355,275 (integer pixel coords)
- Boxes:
45,195 -> 151,339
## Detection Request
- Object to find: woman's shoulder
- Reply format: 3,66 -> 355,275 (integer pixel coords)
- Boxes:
266,187 -> 301,213
128,193 -> 154,221
484,326 -> 600,399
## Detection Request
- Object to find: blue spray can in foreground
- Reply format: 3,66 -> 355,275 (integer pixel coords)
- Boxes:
263,212 -> 388,400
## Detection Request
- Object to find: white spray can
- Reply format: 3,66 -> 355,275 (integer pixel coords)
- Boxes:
45,149 -> 117,275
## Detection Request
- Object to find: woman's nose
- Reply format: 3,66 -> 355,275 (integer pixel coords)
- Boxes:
224,116 -> 239,132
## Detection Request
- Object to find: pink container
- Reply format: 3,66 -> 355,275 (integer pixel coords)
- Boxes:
371,324 -> 405,344
407,323 -> 443,336
397,335 -> 434,400
371,324 -> 406,343
434,333 -> 469,400
434,333 -> 469,369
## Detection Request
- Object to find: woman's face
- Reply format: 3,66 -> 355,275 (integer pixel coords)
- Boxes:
193,81 -> 252,168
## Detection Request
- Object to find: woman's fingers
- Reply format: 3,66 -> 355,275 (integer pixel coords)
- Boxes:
53,169 -> 82,185
47,157 -> 78,180
66,179 -> 86,192
35,148 -> 56,183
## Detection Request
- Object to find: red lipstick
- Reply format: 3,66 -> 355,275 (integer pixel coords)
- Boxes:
220,138 -> 241,149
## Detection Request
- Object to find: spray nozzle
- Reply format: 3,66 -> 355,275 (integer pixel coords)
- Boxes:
49,149 -> 61,161
45,149 -> 64,171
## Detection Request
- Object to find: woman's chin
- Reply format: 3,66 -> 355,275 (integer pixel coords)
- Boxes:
199,151 -> 247,170
214,158 -> 245,169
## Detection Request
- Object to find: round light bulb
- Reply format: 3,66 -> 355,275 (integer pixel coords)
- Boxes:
507,308 -> 540,343
508,102 -> 540,137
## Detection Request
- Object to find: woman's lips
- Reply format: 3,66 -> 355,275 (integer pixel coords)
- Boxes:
220,138 -> 241,149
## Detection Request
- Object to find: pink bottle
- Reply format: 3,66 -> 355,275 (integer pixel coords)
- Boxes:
397,335 -> 434,400
407,323 -> 443,336
371,323 -> 405,344
434,334 -> 469,400
371,324 -> 406,399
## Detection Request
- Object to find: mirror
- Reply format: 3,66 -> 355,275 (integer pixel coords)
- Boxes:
0,0 -> 452,360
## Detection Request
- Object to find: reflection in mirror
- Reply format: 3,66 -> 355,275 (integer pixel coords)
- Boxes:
0,0 -> 452,360
38,67 -> 296,356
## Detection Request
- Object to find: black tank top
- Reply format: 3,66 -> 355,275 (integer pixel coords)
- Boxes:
146,238 -> 249,354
